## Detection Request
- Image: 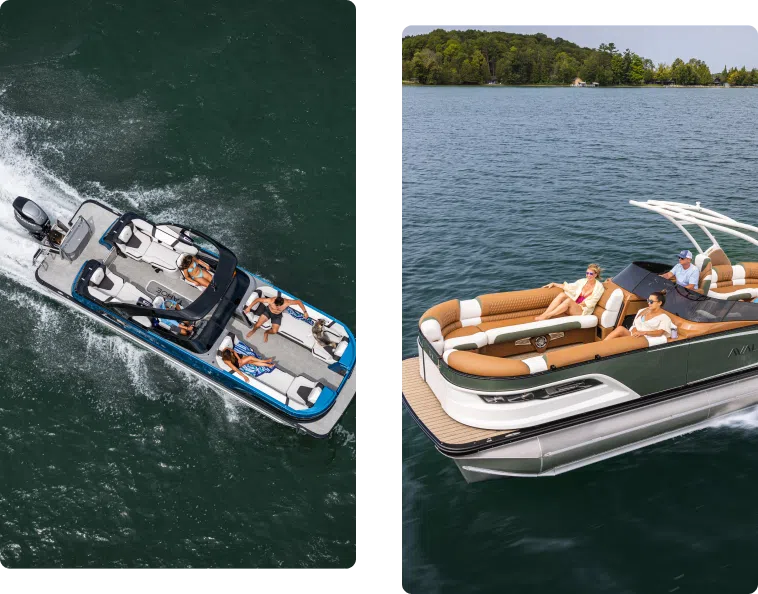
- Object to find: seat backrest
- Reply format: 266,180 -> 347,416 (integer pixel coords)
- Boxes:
698,257 -> 712,294
593,281 -> 625,329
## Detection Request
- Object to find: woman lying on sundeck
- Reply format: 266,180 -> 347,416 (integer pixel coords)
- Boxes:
220,348 -> 275,383
179,254 -> 214,288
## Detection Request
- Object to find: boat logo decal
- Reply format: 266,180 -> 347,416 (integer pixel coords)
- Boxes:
729,344 -> 756,358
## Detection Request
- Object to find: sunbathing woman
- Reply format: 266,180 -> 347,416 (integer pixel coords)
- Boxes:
604,290 -> 673,341
220,348 -> 275,383
536,263 -> 605,321
179,254 -> 213,288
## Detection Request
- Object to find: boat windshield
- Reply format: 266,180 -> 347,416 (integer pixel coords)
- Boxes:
614,262 -> 758,324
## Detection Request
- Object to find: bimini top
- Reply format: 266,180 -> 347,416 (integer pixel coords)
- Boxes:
614,261 -> 758,324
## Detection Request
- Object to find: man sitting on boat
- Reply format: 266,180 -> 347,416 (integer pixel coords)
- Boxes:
244,294 -> 310,343
660,250 -> 699,290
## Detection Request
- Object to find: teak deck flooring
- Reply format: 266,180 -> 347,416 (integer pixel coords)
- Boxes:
402,357 -> 516,447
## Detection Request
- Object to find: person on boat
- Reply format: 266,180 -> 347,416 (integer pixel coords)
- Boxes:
219,347 -> 275,383
536,263 -> 605,321
604,290 -> 674,341
243,294 -> 310,342
154,297 -> 195,336
660,250 -> 699,290
179,254 -> 213,288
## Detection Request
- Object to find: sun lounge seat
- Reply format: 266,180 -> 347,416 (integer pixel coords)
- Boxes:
88,266 -> 150,305
115,219 -> 199,271
214,335 -> 322,408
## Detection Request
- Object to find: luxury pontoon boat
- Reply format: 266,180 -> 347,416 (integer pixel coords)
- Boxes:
14,197 -> 356,437
403,200 -> 758,481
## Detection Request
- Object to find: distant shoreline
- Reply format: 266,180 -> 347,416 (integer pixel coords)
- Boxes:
402,81 -> 757,89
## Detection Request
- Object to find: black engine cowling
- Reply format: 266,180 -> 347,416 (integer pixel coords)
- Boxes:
13,196 -> 51,240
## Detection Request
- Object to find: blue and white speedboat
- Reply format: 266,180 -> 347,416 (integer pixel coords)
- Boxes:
14,197 -> 356,436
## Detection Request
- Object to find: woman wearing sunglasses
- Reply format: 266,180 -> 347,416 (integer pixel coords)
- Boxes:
536,263 -> 605,321
604,290 -> 674,341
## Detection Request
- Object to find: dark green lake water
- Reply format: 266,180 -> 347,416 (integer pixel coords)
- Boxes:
0,0 -> 355,568
403,86 -> 758,593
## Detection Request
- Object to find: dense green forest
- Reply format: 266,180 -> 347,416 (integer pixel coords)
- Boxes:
402,29 -> 758,86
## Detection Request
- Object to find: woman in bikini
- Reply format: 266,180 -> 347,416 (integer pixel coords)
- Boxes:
536,263 -> 605,321
605,290 -> 673,341
220,348 -> 275,383
179,254 -> 213,288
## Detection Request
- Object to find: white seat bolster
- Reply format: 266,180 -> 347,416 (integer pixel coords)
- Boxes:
461,317 -> 482,328
334,341 -> 348,357
442,349 -> 455,364
420,319 -> 443,342
708,288 -> 758,301
459,298 -> 482,321
523,355 -> 548,374
430,339 -> 444,355
117,226 -> 133,244
733,265 -> 746,280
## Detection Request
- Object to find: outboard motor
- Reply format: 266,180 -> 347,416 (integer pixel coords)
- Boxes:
13,196 -> 52,241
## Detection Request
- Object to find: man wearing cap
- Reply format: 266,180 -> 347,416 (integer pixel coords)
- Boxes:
660,250 -> 699,290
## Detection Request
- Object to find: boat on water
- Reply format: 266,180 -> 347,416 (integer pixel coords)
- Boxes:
13,197 -> 356,437
403,200 -> 758,482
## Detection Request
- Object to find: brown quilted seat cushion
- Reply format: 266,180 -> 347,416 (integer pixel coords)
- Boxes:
545,336 -> 650,369
477,287 -> 562,318
419,299 -> 460,330
713,265 -> 734,282
446,350 -> 531,377
708,248 -> 731,267
444,326 -> 484,340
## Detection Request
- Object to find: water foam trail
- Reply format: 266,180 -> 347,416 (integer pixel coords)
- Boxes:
708,405 -> 758,430
0,107 -> 247,422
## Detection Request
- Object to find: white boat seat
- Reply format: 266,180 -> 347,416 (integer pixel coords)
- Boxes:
88,266 -> 150,305
286,376 -> 323,407
141,241 -> 183,271
115,218 -> 199,271
88,266 -> 124,299
115,225 -> 151,259
153,224 -> 198,256
215,335 -> 314,408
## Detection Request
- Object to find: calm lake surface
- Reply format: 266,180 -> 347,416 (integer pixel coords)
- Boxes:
403,85 -> 758,593
0,0 -> 355,567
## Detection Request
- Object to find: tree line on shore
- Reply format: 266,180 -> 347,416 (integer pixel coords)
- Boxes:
402,29 -> 758,86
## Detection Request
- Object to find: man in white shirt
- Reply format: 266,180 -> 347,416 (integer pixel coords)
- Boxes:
660,250 -> 699,290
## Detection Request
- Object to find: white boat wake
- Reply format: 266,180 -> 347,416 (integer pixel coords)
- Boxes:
0,107 -> 248,420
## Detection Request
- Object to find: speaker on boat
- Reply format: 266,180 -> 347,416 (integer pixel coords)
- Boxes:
13,196 -> 52,241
